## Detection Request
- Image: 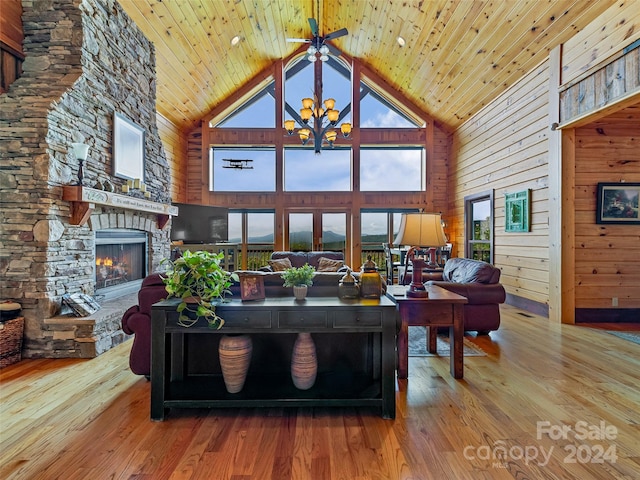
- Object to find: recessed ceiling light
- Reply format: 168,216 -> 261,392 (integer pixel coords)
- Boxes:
397,36 -> 406,47
231,36 -> 241,46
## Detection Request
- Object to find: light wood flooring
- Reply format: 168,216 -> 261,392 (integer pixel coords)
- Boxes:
1,305 -> 639,480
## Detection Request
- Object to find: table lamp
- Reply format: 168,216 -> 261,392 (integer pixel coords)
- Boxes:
394,212 -> 448,298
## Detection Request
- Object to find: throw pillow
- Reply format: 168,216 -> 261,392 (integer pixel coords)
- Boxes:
268,257 -> 292,272
317,256 -> 344,272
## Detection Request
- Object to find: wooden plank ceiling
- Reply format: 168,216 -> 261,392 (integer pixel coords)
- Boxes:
117,0 -> 617,132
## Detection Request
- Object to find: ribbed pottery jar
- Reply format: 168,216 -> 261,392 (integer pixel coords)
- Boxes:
293,285 -> 308,301
218,334 -> 252,393
291,332 -> 317,390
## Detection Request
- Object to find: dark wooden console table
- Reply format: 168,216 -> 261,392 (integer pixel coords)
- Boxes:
150,296 -> 397,420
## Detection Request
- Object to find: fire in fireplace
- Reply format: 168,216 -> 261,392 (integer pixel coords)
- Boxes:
95,229 -> 148,299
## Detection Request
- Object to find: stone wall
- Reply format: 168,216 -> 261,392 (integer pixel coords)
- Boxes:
0,0 -> 172,358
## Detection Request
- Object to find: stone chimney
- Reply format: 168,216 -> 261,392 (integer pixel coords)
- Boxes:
0,0 -> 172,358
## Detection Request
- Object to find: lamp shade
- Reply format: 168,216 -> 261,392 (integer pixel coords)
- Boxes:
284,119 -> 295,133
394,213 -> 447,248
71,143 -> 89,160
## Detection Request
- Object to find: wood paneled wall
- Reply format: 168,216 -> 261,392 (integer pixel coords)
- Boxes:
0,0 -> 24,93
451,61 -> 552,311
573,107 -> 640,310
156,113 -> 187,203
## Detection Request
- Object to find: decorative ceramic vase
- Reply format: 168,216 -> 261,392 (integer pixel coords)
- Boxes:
291,332 -> 317,390
218,334 -> 252,393
293,285 -> 308,301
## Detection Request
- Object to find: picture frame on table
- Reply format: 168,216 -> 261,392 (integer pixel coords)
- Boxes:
596,183 -> 640,224
239,273 -> 265,301
113,112 -> 145,181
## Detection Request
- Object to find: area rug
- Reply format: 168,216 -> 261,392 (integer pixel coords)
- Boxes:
408,326 -> 486,357
606,331 -> 640,345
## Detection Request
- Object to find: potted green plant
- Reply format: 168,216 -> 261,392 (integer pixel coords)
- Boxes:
281,263 -> 316,300
161,250 -> 239,328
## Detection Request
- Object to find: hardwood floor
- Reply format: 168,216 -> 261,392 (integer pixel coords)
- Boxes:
1,304 -> 639,480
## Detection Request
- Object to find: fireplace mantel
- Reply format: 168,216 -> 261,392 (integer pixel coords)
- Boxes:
63,186 -> 178,228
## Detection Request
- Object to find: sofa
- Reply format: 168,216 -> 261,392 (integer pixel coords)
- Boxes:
121,252 -> 386,376
425,257 -> 506,334
121,273 -> 168,376
252,251 -> 386,297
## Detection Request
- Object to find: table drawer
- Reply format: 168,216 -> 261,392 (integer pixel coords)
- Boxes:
278,310 -> 327,328
334,310 -> 382,328
221,310 -> 272,328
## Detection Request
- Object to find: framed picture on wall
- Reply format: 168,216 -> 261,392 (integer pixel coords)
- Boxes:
113,112 -> 145,181
505,189 -> 531,232
596,183 -> 640,224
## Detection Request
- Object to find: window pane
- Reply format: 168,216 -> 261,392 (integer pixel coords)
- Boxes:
322,213 -> 345,251
284,148 -> 351,191
289,213 -> 312,251
361,212 -> 387,243
360,84 -> 419,128
228,212 -> 242,243
472,200 -> 491,241
216,87 -> 276,128
285,59 -> 351,127
211,148 -> 275,192
247,213 -> 274,243
360,148 -> 423,191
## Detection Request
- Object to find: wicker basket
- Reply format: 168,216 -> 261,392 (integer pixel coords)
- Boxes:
0,316 -> 24,368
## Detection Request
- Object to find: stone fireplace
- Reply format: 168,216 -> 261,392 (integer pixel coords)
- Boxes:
95,229 -> 148,300
0,0 -> 174,358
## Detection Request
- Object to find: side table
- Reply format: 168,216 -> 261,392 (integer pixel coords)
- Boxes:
387,285 -> 467,379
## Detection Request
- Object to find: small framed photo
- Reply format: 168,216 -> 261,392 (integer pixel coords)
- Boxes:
596,183 -> 640,224
239,273 -> 265,301
113,112 -> 145,181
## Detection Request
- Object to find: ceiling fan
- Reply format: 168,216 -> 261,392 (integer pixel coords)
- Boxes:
286,17 -> 348,60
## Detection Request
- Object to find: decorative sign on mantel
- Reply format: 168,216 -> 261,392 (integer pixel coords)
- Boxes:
63,186 -> 178,228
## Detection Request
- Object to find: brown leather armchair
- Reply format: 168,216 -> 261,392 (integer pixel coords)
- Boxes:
425,257 -> 506,334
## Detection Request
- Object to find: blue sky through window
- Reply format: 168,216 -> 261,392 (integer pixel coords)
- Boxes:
211,55 -> 423,194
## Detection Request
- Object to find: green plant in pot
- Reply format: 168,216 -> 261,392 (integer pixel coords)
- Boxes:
161,250 -> 239,328
281,263 -> 316,300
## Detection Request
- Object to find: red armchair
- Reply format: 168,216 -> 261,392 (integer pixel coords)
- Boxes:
121,273 -> 168,376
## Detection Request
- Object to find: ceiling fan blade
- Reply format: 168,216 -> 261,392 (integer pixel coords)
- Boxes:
323,27 -> 348,41
308,18 -> 319,37
326,43 -> 343,57
286,38 -> 311,43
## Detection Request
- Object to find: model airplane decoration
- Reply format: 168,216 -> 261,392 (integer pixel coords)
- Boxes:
222,159 -> 254,170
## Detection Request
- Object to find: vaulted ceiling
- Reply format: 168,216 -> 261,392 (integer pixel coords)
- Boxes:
118,0 -> 617,133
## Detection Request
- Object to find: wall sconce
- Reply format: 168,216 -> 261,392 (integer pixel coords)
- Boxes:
71,143 -> 89,186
